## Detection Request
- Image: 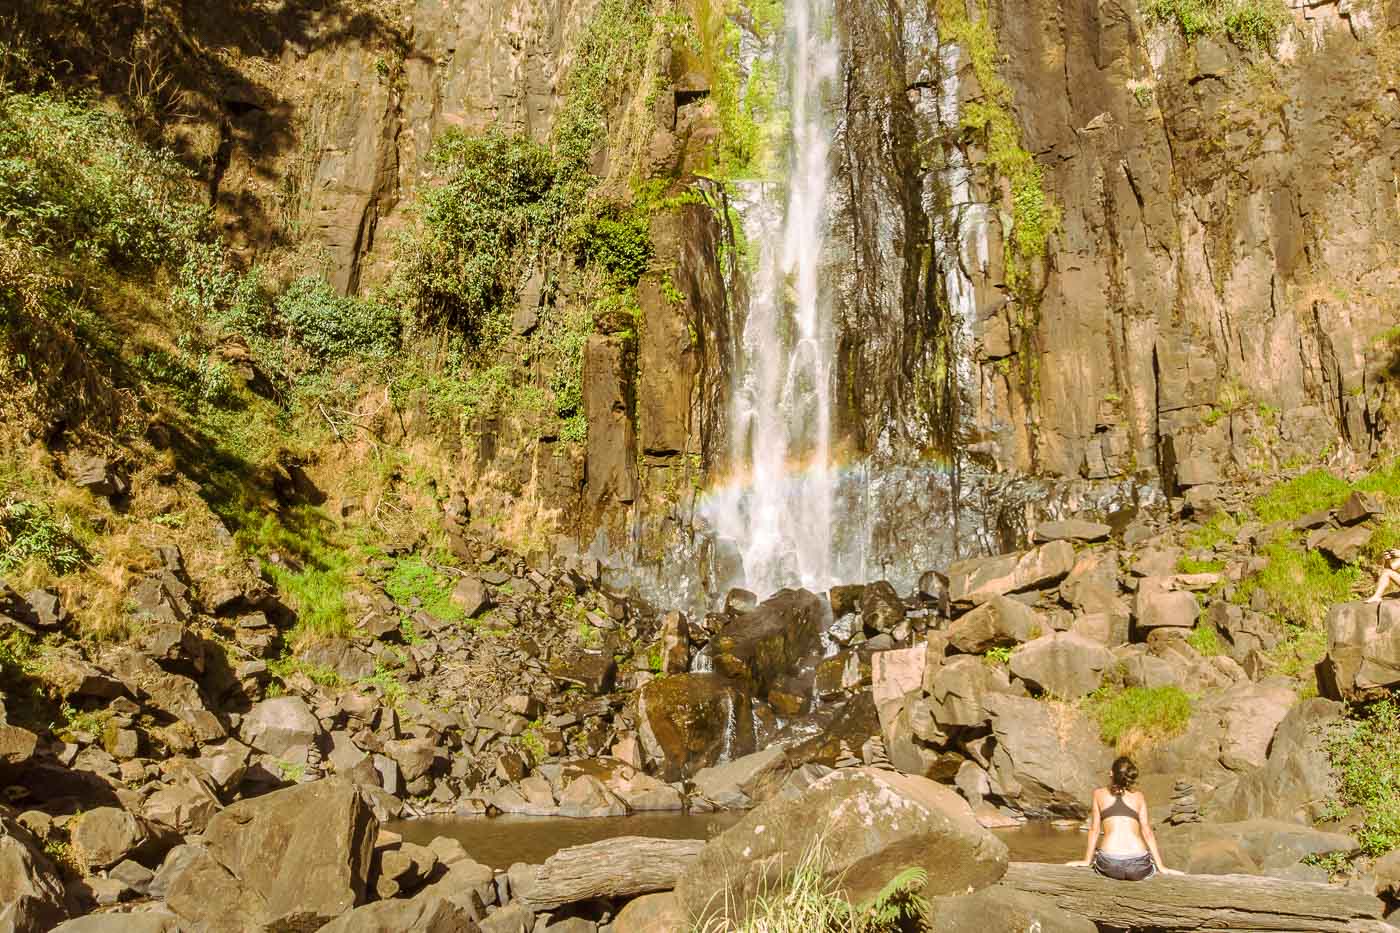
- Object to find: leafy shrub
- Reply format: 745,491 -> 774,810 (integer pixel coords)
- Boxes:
577,203 -> 652,286
0,497 -> 91,574
275,276 -> 399,361
401,130 -> 564,340
1087,685 -> 1193,752
1324,699 -> 1400,855
0,92 -> 207,270
1146,0 -> 1291,50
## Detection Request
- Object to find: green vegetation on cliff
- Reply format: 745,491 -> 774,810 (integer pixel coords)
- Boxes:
934,0 -> 1059,290
1146,0 -> 1291,51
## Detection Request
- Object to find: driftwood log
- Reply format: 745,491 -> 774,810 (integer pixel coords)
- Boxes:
520,836 -> 704,911
999,862 -> 1392,932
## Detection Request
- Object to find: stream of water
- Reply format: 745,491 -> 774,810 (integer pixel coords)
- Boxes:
391,814 -> 1083,869
700,0 -> 844,599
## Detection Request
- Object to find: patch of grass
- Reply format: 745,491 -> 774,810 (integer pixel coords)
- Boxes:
383,555 -> 463,624
0,496 -> 93,575
1268,624 -> 1328,679
1234,536 -> 1360,627
984,645 -> 1013,666
236,505 -> 360,643
578,620 -> 602,649
693,842 -> 928,933
1145,0 -> 1291,50
363,662 -> 406,708
1186,512 -> 1238,550
517,720 -> 547,761
1186,624 -> 1224,656
267,656 -> 343,689
1086,685 -> 1193,753
1251,469 -> 1350,523
1177,555 -> 1226,574
1323,699 -> 1400,856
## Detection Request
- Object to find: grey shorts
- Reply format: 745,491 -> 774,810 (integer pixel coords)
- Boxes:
1093,851 -> 1156,881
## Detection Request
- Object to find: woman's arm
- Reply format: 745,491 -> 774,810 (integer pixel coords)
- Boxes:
1068,791 -> 1101,866
1138,793 -> 1179,874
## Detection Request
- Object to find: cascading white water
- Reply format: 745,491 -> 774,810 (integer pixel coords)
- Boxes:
703,0 -> 841,599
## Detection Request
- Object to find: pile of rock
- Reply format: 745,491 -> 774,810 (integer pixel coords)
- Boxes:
1166,780 -> 1201,825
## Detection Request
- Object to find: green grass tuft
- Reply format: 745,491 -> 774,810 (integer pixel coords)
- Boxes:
1234,536 -> 1359,627
1086,685 -> 1194,752
1145,0 -> 1291,50
1186,624 -> 1224,656
1251,469 -> 1351,523
383,555 -> 463,624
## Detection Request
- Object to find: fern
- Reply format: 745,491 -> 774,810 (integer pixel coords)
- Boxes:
854,866 -> 928,930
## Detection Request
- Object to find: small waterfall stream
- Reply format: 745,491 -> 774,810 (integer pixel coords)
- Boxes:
702,0 -> 842,599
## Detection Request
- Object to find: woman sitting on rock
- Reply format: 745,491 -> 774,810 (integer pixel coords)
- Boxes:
1366,548 -> 1400,602
1066,756 -> 1179,880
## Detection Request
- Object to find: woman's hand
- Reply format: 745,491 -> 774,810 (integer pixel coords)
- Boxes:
1064,859 -> 1090,867
1158,866 -> 1184,876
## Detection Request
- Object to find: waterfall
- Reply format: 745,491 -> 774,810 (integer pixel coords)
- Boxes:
703,0 -> 842,600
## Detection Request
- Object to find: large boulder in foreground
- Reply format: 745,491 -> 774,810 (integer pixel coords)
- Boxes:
167,779 -> 377,931
637,673 -> 755,781
985,693 -> 1109,818
672,768 -> 1008,924
1,810 -> 72,932
711,588 -> 824,695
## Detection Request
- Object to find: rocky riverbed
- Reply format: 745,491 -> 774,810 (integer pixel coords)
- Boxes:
3,471 -> 1400,929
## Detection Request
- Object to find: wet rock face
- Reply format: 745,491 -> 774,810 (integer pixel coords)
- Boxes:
710,588 -> 825,695
636,673 -> 755,781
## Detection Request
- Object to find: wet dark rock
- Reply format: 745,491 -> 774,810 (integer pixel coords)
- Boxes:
859,580 -> 905,634
549,653 -> 617,695
711,588 -> 823,695
636,673 -> 754,781
828,584 -> 865,618
723,588 -> 758,614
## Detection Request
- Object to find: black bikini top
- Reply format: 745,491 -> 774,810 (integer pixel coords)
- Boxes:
1102,792 -> 1138,820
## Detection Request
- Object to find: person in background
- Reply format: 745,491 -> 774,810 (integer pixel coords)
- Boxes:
1366,548 -> 1400,602
1066,756 -> 1180,880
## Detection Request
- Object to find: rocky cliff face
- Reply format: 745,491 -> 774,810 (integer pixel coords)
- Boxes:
32,0 -> 1396,601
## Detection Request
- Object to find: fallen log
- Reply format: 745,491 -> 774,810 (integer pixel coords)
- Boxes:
520,836 -> 704,911
999,862 -> 1391,932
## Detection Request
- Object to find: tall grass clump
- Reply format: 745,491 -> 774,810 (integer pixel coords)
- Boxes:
1324,699 -> 1400,856
1251,468 -> 1352,523
693,843 -> 928,933
1234,536 -> 1359,627
1087,685 -> 1193,753
0,497 -> 92,575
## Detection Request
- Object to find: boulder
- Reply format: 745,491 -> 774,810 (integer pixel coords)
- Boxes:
316,892 -> 477,932
928,885 -> 1096,933
240,695 -> 322,759
691,747 -> 789,809
928,655 -> 1011,728
556,774 -> 628,818
1134,587 -> 1199,633
828,584 -> 864,618
947,596 -> 1044,653
51,914 -> 184,932
0,724 -> 37,769
1375,847 -> 1400,900
711,588 -> 823,695
870,645 -> 926,712
549,653 -> 617,695
1161,819 -> 1359,877
450,576 -> 492,619
1009,632 -> 1112,699
296,638 -> 375,681
614,891 -> 685,933
0,810 -> 71,932
673,768 -> 1008,924
1032,519 -> 1112,544
859,581 -> 905,633
383,737 -> 439,784
168,780 -> 377,931
1315,525 -> 1372,564
71,807 -> 174,871
636,673 -> 754,780
1208,698 -> 1344,823
1214,682 -> 1298,772
1318,600 -> 1400,700
984,693 -> 1108,817
1338,491 -> 1382,525
948,541 -> 1075,607
658,611 -> 689,674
